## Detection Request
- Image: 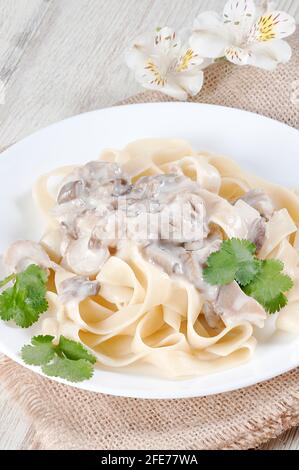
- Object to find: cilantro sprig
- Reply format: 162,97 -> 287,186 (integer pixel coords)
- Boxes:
0,265 -> 48,328
203,238 -> 293,314
22,335 -> 97,383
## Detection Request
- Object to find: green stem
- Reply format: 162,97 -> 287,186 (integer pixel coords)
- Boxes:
0,273 -> 16,289
214,56 -> 227,63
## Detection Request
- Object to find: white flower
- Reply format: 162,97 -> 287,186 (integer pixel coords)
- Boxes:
190,0 -> 296,71
125,27 -> 210,100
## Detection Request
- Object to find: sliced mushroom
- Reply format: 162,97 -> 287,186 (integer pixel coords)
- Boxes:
74,210 -> 100,238
247,217 -> 266,252
239,189 -> 275,220
180,251 -> 204,288
59,275 -> 100,303
184,241 -> 203,251
112,178 -> 132,197
4,240 -> 52,273
186,236 -> 222,263
160,193 -> 208,243
234,199 -> 266,251
64,236 -> 109,276
57,180 -> 85,204
214,281 -> 267,328
132,173 -> 198,204
202,302 -> 222,329
52,198 -> 87,234
143,243 -> 184,276
78,161 -> 124,183
180,251 -> 219,301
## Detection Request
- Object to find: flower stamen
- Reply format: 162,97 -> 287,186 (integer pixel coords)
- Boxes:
257,14 -> 279,41
145,59 -> 167,86
176,49 -> 197,72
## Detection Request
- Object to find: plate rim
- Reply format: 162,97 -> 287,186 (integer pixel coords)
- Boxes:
2,101 -> 299,159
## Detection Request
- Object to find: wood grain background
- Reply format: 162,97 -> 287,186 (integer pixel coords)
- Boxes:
0,0 -> 299,450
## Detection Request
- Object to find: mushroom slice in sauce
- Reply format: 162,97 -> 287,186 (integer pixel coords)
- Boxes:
57,180 -> 85,204
77,161 -> 124,182
214,281 -> 267,328
131,173 -> 199,204
64,236 -> 109,276
186,237 -> 222,263
239,189 -> 275,220
181,251 -> 219,300
4,240 -> 52,273
143,243 -> 184,276
59,276 -> 100,303
160,193 -> 208,243
202,302 -> 222,329
247,217 -> 266,252
234,199 -> 266,251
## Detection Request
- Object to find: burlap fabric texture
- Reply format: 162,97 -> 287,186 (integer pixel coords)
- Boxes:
0,32 -> 299,450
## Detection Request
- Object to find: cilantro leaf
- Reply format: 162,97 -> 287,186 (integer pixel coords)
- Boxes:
42,357 -> 94,383
203,238 -> 260,286
263,293 -> 288,314
58,336 -> 97,364
0,265 -> 48,328
243,259 -> 293,314
21,335 -> 55,365
21,335 -> 97,383
0,289 -> 15,321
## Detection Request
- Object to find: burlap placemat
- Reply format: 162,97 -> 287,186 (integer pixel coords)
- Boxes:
0,32 -> 299,450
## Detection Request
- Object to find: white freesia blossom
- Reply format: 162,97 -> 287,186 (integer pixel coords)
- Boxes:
125,27 -> 210,100
190,0 -> 296,70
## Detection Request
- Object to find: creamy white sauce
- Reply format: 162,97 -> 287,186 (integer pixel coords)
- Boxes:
50,160 -> 273,313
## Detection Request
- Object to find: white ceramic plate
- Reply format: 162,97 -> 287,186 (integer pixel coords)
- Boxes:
1,102 -> 299,399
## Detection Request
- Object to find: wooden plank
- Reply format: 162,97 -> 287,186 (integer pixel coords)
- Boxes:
0,384 -> 33,450
0,0 -> 52,86
0,0 -> 223,150
261,426 -> 299,450
1,0 -> 299,451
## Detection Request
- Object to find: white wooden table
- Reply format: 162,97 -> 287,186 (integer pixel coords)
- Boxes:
0,0 -> 299,450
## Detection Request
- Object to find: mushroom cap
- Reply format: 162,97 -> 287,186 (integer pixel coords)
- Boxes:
4,240 -> 52,273
59,275 -> 100,303
64,236 -> 109,276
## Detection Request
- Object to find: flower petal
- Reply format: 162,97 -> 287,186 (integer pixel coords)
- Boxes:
154,27 -> 181,57
225,46 -> 250,65
250,11 -> 296,42
256,1 -> 278,15
125,32 -> 155,70
175,71 -> 204,97
248,39 -> 292,70
139,78 -> 189,101
191,12 -> 230,58
125,27 -> 181,71
223,0 -> 256,29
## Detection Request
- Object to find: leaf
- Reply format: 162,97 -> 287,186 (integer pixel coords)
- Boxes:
42,357 -> 94,383
263,293 -> 288,314
22,335 -> 55,366
203,238 -> 260,286
243,259 -> 293,314
59,336 -> 96,364
0,289 -> 15,321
